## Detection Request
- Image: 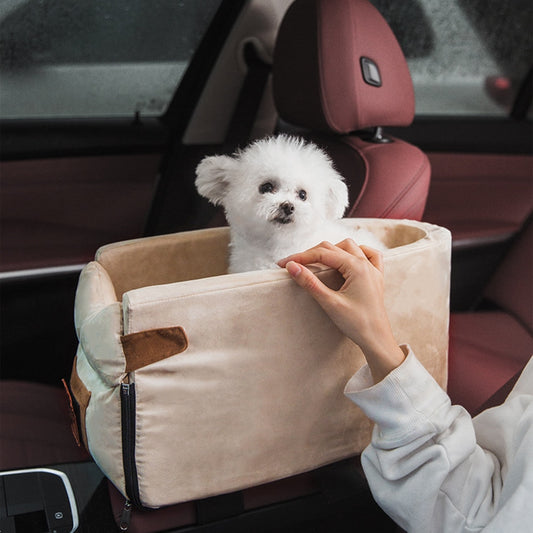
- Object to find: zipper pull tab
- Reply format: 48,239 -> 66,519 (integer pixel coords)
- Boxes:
119,500 -> 133,531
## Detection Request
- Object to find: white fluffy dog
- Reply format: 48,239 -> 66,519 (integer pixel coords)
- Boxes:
195,135 -> 384,273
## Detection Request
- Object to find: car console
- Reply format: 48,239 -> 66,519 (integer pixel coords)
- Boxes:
0,468 -> 78,533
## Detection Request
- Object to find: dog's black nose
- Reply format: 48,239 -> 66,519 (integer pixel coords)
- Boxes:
280,202 -> 294,216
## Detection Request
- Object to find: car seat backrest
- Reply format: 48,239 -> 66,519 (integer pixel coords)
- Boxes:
272,0 -> 430,221
273,0 -> 414,133
484,217 -> 533,334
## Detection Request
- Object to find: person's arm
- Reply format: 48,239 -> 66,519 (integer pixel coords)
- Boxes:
279,240 -> 531,532
346,346 -> 506,532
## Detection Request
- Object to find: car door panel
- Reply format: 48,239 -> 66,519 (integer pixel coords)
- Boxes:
422,151 -> 532,310
0,0 -> 246,387
423,152 -> 533,247
0,152 -> 162,385
0,154 -> 160,272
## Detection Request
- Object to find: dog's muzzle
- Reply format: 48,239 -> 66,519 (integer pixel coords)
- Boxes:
272,202 -> 295,224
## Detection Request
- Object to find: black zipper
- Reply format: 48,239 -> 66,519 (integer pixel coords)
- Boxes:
119,500 -> 132,531
121,382 -> 142,508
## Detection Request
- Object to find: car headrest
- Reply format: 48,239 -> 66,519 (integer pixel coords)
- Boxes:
273,0 -> 415,133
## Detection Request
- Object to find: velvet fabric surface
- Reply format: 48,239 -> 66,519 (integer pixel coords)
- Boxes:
72,219 -> 450,508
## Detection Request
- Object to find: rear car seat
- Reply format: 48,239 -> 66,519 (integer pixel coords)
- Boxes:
448,218 -> 533,414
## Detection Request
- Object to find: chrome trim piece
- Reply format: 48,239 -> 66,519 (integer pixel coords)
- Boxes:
0,263 -> 86,282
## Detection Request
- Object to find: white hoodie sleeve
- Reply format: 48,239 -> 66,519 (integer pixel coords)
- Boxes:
344,347 -> 533,533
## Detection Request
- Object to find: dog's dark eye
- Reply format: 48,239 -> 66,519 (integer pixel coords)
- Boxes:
298,189 -> 307,201
259,182 -> 274,194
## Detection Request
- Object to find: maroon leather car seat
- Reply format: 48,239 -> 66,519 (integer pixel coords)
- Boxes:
273,0 -> 431,221
0,380 -> 89,470
448,218 -> 533,414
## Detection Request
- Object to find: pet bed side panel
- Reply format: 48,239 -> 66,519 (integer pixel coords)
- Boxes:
74,261 -> 118,337
383,222 -> 452,390
122,269 -> 371,507
74,345 -> 126,497
74,260 -> 127,385
73,261 -> 129,498
77,303 -> 126,386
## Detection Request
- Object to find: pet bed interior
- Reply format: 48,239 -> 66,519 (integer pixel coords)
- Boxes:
94,219 -> 427,297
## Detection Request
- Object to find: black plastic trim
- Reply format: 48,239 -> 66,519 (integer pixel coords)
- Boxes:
0,272 -> 80,384
388,116 -> 533,154
511,66 -> 533,120
144,0 -> 248,236
0,117 -> 168,161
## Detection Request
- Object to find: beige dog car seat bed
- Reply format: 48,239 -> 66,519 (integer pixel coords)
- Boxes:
70,219 -> 451,509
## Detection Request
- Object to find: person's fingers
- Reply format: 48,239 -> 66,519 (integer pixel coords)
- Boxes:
334,238 -> 366,255
278,241 -> 351,271
285,261 -> 335,305
359,245 -> 384,273
334,239 -> 383,272
278,241 -> 333,267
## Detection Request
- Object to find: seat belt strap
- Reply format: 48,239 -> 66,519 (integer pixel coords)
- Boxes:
223,42 -> 271,152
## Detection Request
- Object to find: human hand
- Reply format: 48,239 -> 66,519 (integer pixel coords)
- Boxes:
278,240 -> 405,383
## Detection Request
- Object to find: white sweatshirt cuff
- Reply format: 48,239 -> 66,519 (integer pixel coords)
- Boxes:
344,345 -> 451,446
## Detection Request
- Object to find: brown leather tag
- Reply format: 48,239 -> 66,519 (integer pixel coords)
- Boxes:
68,357 -> 92,451
121,326 -> 189,372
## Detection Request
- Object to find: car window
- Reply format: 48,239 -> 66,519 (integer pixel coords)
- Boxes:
370,0 -> 532,117
0,0 -> 222,119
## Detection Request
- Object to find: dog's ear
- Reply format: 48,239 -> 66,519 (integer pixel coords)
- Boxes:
195,155 -> 235,205
326,174 -> 349,219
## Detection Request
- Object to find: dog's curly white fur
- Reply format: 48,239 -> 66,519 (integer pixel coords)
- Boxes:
195,135 -> 384,273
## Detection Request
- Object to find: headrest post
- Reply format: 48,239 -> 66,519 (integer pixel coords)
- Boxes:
366,126 -> 392,144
